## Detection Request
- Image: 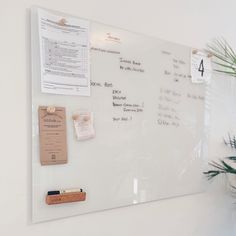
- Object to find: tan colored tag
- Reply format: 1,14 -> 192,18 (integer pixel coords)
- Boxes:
38,106 -> 68,165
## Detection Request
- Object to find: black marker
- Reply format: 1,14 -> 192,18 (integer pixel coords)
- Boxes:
47,190 -> 60,195
47,188 -> 83,195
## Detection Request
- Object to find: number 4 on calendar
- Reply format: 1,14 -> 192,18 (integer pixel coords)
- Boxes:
191,50 -> 212,83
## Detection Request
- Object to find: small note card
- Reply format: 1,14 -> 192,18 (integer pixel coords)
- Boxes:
72,111 -> 95,141
38,106 -> 68,165
191,50 -> 212,83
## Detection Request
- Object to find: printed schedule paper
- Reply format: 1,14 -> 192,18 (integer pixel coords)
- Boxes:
38,8 -> 90,96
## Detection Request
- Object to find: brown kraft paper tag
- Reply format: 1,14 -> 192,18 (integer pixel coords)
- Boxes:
38,106 -> 68,165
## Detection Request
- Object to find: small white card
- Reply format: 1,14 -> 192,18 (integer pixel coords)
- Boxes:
191,50 -> 212,83
72,111 -> 95,141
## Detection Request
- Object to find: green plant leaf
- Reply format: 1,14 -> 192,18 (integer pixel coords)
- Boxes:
207,38 -> 236,77
227,156 -> 236,161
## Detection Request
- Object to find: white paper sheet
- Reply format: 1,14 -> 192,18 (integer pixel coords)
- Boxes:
38,9 -> 90,96
191,50 -> 212,83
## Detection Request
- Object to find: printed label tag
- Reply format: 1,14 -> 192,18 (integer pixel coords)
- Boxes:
38,106 -> 67,165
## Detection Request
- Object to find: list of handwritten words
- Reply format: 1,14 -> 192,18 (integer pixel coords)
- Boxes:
157,87 -> 204,128
162,50 -> 191,83
91,80 -> 144,122
90,49 -> 204,127
157,88 -> 181,127
119,57 -> 145,73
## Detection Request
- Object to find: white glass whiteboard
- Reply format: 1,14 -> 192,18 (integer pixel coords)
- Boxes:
31,7 -> 208,222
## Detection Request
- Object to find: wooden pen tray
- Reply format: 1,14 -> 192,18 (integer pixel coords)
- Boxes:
46,192 -> 86,205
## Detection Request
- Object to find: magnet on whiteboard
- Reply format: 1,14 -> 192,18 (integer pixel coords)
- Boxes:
72,114 -> 80,121
46,106 -> 56,114
192,49 -> 198,54
58,18 -> 67,26
207,53 -> 213,58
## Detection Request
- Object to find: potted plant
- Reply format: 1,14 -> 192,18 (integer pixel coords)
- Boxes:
204,39 -> 236,193
204,134 -> 236,193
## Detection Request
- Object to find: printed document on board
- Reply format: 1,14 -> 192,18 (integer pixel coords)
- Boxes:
38,8 -> 90,96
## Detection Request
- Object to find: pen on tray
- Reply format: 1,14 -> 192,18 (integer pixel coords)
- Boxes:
48,188 -> 83,195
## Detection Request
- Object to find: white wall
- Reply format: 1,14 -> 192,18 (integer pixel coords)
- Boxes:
0,0 -> 236,235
